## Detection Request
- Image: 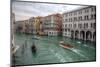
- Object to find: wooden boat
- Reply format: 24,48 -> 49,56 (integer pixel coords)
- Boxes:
38,32 -> 46,36
12,45 -> 19,54
12,34 -> 19,55
59,41 -> 73,49
32,36 -> 41,40
31,44 -> 36,54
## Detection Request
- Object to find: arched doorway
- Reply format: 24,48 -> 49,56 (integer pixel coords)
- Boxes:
80,31 -> 85,40
86,31 -> 92,41
71,30 -> 74,39
93,31 -> 96,42
75,30 -> 79,39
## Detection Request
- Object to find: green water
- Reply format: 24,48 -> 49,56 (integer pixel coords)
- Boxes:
13,34 -> 96,66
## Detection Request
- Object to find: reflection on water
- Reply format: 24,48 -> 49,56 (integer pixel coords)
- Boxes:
13,34 -> 96,65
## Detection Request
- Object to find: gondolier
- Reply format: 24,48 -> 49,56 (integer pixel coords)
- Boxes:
31,42 -> 36,54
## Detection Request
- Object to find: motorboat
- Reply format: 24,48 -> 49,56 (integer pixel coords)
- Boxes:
59,41 -> 73,49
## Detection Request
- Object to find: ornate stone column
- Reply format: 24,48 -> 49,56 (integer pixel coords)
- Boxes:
78,30 -> 80,39
91,31 -> 94,42
84,31 -> 86,41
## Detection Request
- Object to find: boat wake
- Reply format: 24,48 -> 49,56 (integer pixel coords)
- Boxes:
83,44 -> 95,49
50,49 -> 73,62
70,48 -> 89,59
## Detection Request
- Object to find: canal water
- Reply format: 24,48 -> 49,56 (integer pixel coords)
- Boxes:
13,34 -> 96,66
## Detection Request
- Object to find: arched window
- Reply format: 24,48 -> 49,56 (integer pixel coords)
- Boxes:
86,31 -> 92,41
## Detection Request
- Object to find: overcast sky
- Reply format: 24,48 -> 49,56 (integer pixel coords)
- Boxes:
12,1 -> 88,21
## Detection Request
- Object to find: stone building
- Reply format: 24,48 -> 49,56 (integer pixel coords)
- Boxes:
11,12 -> 16,47
34,16 -> 43,35
42,14 -> 62,36
62,6 -> 96,42
28,17 -> 35,34
11,12 -> 16,34
15,20 -> 25,33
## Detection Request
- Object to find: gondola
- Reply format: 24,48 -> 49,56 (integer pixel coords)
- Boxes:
31,44 -> 36,54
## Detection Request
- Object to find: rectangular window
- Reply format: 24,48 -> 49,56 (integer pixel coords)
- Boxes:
79,16 -> 82,21
78,17 -> 80,21
87,15 -> 89,20
71,24 -> 72,28
85,9 -> 89,13
69,18 -> 70,22
65,19 -> 67,22
79,11 -> 82,14
65,24 -> 67,27
84,16 -> 86,20
74,12 -> 77,15
65,29 -> 67,32
69,24 -> 70,27
74,24 -> 76,28
93,23 -> 96,29
80,24 -> 81,28
91,23 -> 92,28
78,24 -> 80,28
74,17 -> 77,21
94,14 -> 96,19
91,14 -> 94,19
78,24 -> 82,28
74,17 -> 75,21
86,23 -> 88,28
80,16 -> 82,20
91,7 -> 96,12
84,23 -> 85,29
84,15 -> 89,20
91,8 -> 94,12
91,14 -> 96,19
71,18 -> 72,22
62,25 -> 64,27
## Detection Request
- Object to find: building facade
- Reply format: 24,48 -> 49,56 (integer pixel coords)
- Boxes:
15,17 -> 35,34
34,16 -> 43,35
28,17 -> 35,34
42,14 -> 62,36
15,20 -> 27,33
62,6 -> 96,42
11,12 -> 16,34
11,12 -> 16,47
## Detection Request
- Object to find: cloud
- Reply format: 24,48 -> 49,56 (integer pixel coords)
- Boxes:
12,1 -> 87,21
